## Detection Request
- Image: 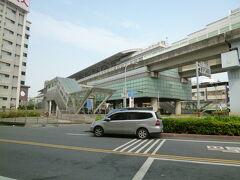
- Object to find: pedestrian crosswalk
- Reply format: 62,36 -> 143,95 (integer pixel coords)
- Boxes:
113,139 -> 165,154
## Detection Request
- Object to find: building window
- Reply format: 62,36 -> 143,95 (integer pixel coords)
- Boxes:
24,44 -> 28,48
26,26 -> 30,31
21,81 -> 25,85
22,62 -> 27,66
21,71 -> 26,75
25,34 -> 29,39
2,97 -> 7,100
3,86 -> 8,89
23,53 -> 27,57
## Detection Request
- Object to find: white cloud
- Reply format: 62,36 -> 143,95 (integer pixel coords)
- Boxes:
120,20 -> 140,30
29,11 -> 147,54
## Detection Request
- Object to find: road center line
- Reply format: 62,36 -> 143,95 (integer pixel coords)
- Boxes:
132,139 -> 166,180
0,138 -> 240,166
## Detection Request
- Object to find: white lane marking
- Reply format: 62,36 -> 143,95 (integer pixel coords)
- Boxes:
132,158 -> 155,180
113,139 -> 137,151
154,158 -> 240,167
132,139 -> 166,180
166,138 -> 240,144
66,133 -> 90,136
135,139 -> 154,153
128,140 -> 148,152
120,139 -> 142,152
152,139 -> 166,154
0,176 -> 17,180
207,146 -> 240,153
143,139 -> 161,154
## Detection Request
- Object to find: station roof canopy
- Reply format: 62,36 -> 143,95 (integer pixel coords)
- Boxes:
68,49 -> 140,80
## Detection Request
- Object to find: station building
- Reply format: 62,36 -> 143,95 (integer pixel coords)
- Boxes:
68,44 -> 192,113
0,0 -> 30,109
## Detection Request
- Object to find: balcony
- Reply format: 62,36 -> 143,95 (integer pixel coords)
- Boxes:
0,78 -> 10,85
0,100 -> 8,107
3,33 -> 15,42
5,13 -> 16,22
5,22 -> 15,32
0,89 -> 9,96
2,43 -> 13,52
0,67 -> 11,74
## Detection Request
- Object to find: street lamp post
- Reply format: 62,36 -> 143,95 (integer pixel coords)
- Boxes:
123,63 -> 130,108
123,61 -> 138,108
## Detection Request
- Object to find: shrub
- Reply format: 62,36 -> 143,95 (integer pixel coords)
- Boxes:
18,104 -> 35,110
0,122 -> 25,126
95,115 -> 103,121
163,117 -> 240,136
0,110 -> 42,118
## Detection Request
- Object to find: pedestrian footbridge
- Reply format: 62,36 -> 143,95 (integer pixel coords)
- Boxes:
43,77 -> 115,115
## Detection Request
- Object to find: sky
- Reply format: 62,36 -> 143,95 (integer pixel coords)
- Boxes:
26,0 -> 240,97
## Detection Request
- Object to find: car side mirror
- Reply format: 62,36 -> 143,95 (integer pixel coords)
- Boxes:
104,118 -> 111,122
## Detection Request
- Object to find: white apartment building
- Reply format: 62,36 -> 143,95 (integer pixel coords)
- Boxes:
192,82 -> 229,110
0,0 -> 30,109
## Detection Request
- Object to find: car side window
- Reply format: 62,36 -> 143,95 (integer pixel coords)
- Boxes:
127,112 -> 138,120
141,113 -> 153,119
109,112 -> 127,120
127,112 -> 153,120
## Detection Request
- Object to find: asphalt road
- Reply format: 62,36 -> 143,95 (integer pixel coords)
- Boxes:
0,125 -> 240,180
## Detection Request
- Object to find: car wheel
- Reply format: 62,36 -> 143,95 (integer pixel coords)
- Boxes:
94,126 -> 104,137
137,128 -> 149,139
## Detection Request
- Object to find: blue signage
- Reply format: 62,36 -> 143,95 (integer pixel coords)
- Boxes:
129,89 -> 134,98
86,99 -> 92,109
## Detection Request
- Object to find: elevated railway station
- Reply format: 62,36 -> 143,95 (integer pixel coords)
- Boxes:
43,8 -> 240,115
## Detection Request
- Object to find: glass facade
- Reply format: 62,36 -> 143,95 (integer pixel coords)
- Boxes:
102,69 -> 192,101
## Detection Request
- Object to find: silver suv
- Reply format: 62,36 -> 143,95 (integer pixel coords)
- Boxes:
90,110 -> 163,139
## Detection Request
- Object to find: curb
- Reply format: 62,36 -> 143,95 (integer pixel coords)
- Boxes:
161,133 -> 240,139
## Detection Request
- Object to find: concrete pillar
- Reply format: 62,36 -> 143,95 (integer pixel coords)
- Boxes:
56,105 -> 59,118
48,100 -> 52,116
228,68 -> 240,116
175,101 -> 181,115
228,41 -> 240,116
151,98 -> 158,111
